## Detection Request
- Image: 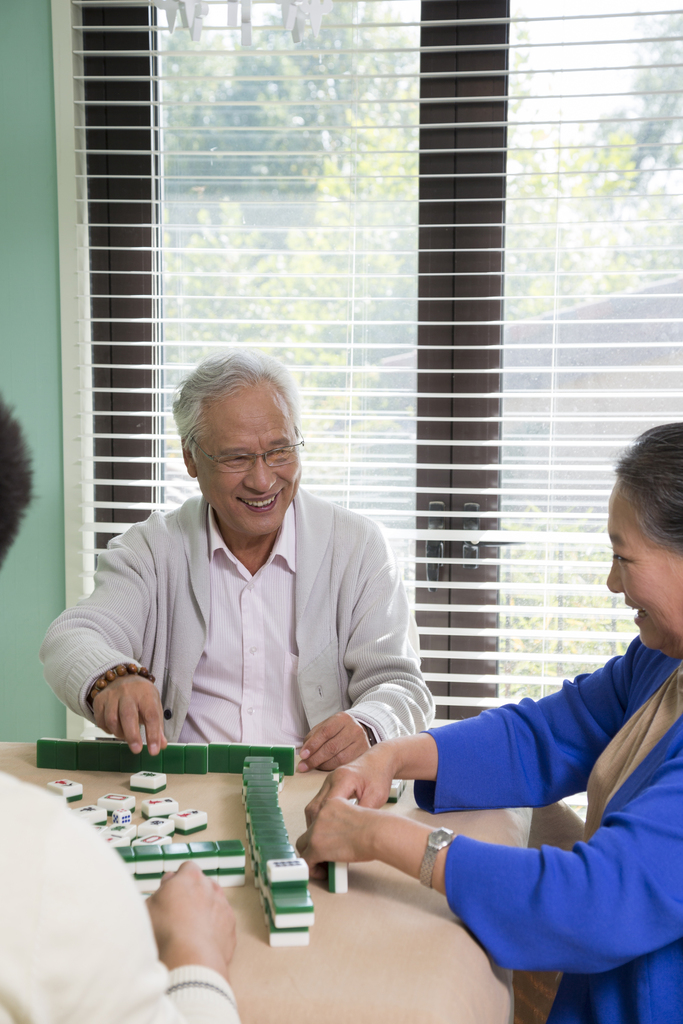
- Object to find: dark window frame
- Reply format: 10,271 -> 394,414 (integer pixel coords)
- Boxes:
417,0 -> 508,717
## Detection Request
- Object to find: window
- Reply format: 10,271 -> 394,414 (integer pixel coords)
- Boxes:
55,1 -> 683,736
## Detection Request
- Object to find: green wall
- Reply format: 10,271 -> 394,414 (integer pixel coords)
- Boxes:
0,0 -> 66,739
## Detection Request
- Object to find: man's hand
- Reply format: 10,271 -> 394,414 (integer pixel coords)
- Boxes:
297,712 -> 371,773
146,862 -> 237,982
92,675 -> 167,756
296,797 -> 384,879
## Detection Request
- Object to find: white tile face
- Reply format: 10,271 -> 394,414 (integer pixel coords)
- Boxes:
91,825 -> 110,836
108,824 -> 137,840
130,772 -> 167,791
218,854 -> 246,870
73,805 -> 108,825
132,834 -> 172,847
138,818 -> 175,838
163,854 -> 193,871
217,873 -> 246,888
103,834 -> 131,847
171,809 -> 208,833
47,780 -> 83,801
266,858 -> 309,884
97,793 -> 136,814
135,876 -> 161,894
141,797 -> 179,819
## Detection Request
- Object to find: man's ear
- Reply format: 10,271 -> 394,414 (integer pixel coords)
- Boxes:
182,444 -> 198,479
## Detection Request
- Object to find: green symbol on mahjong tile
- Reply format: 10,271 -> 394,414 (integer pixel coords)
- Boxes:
141,772 -> 157,777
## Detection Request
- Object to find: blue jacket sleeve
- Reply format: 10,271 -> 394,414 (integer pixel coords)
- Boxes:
440,727 -> 683,973
414,639 -> 676,811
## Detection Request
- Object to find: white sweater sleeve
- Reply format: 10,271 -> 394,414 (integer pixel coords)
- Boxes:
0,773 -> 240,1024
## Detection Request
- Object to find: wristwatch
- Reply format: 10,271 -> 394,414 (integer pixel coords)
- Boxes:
419,827 -> 455,888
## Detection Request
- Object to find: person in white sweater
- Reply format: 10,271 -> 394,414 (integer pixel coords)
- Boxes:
0,397 -> 240,1024
41,350 -> 433,771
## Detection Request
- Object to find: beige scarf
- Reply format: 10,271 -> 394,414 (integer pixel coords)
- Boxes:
584,662 -> 683,841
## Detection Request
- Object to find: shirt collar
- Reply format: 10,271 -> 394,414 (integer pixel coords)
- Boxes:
207,502 -> 296,574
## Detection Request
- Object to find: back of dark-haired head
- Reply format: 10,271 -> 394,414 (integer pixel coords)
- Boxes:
615,422 -> 683,556
0,398 -> 33,569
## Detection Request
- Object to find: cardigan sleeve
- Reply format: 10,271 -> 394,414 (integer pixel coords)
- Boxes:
341,528 -> 435,740
414,638 -> 678,812
439,729 -> 683,974
40,522 -> 160,718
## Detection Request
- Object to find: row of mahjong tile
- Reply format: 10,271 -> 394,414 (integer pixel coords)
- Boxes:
115,840 -> 246,894
242,759 -> 315,947
37,738 -> 295,776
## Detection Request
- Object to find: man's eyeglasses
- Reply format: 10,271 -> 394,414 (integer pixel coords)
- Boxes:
191,438 -> 304,474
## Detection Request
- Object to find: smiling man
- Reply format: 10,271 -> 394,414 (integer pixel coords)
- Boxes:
42,349 -> 433,770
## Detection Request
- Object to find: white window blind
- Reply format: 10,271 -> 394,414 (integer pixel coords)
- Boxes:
64,0 -> 683,724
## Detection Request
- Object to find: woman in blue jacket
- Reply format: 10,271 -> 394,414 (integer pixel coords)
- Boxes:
298,423 -> 683,1024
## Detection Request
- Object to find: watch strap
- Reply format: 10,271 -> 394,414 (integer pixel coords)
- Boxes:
419,828 -> 455,888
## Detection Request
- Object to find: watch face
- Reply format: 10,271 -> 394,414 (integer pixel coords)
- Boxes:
431,828 -> 454,848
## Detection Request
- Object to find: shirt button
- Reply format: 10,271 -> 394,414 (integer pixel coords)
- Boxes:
247,707 -> 255,715
247,583 -> 254,592
250,646 -> 257,655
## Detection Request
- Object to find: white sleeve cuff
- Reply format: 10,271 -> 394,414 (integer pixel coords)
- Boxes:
167,966 -> 240,1024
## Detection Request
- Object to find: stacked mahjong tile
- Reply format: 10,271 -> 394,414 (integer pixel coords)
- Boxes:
388,778 -> 408,803
116,840 -> 246,894
242,756 -> 314,947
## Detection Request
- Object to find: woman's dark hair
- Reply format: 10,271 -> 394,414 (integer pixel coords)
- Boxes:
0,397 -> 33,570
616,422 -> 683,555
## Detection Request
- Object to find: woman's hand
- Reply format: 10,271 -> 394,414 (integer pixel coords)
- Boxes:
304,732 -> 440,828
304,742 -> 397,826
297,797 -> 385,878
297,797 -> 451,895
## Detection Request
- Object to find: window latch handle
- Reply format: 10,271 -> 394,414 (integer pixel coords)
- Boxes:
426,500 -> 445,592
463,502 -> 480,570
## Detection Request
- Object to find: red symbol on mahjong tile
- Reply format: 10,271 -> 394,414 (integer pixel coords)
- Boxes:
177,811 -> 196,818
150,799 -> 168,806
55,780 -> 70,786
105,794 -> 125,801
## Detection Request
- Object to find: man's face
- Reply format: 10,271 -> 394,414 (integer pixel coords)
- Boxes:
183,386 -> 302,548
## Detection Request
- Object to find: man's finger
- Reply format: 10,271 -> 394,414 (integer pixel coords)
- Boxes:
101,693 -> 127,741
140,691 -> 165,756
299,720 -> 345,761
118,692 -> 144,752
302,734 -> 357,772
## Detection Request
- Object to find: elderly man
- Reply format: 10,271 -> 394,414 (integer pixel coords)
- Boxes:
42,349 -> 433,771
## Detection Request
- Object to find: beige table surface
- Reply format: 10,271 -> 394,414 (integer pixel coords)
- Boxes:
0,742 -> 530,1024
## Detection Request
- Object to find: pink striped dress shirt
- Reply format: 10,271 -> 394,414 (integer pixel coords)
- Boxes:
179,503 -> 306,746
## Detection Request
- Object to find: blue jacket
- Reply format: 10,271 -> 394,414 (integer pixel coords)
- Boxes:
414,638 -> 683,1024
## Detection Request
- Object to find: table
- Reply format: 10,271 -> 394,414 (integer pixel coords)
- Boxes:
0,742 -> 531,1024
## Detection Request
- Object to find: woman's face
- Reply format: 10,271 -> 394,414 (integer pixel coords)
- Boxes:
607,484 -> 683,660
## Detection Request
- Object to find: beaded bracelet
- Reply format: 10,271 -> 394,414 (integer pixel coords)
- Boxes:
88,662 -> 156,707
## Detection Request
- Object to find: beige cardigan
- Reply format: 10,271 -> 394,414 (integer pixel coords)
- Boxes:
41,489 -> 433,742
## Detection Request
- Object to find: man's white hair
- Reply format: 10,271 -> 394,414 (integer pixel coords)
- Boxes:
173,348 -> 302,456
